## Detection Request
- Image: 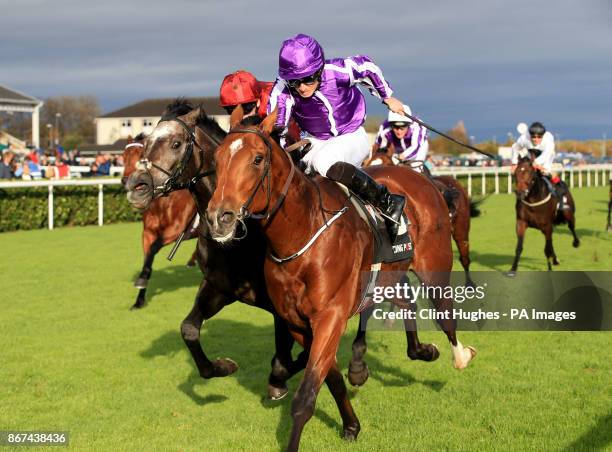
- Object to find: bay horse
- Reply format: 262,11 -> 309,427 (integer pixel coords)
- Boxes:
122,134 -> 199,309
508,155 -> 580,276
206,107 -> 476,451
125,100 -> 305,400
364,150 -> 480,286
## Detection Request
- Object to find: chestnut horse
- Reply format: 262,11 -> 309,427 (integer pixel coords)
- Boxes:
126,101 -> 304,399
364,151 -> 480,286
509,156 -> 580,276
122,134 -> 198,310
207,108 -> 476,451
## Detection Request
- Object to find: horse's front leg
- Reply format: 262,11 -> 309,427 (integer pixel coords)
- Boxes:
132,232 -> 163,310
288,311 -> 359,452
180,278 -> 237,378
508,219 -> 527,276
268,315 -> 307,400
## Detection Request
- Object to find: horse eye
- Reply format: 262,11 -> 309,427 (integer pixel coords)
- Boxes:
172,141 -> 181,149
253,154 -> 264,165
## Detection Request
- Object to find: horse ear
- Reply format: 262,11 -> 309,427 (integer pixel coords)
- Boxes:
182,107 -> 202,126
260,108 -> 278,135
230,105 -> 244,129
127,135 -> 134,144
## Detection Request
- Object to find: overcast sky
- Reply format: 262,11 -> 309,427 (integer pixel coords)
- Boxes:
1,0 -> 611,140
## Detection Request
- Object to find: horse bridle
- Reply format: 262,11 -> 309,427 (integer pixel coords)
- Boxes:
227,127 -> 295,222
137,116 -> 218,197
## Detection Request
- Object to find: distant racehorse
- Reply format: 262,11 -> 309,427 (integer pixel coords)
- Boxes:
508,155 -> 580,275
122,134 -> 199,309
365,151 -> 481,286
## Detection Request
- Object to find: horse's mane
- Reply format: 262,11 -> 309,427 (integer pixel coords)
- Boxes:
161,98 -> 226,138
133,132 -> 147,141
518,156 -> 532,165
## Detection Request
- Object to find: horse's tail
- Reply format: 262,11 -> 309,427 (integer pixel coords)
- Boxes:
469,199 -> 482,217
442,187 -> 459,213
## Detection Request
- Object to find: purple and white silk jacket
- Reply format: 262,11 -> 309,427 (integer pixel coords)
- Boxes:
268,55 -> 393,140
375,120 -> 428,159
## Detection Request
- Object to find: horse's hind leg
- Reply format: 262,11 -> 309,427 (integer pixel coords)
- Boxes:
180,279 -> 238,378
508,219 -> 527,277
401,274 -> 440,362
347,304 -> 374,387
415,271 -> 476,370
566,210 -> 580,247
268,316 -> 307,400
132,232 -> 163,310
542,226 -> 558,269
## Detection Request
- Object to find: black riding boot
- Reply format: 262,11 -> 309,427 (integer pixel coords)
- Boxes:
327,161 -> 406,241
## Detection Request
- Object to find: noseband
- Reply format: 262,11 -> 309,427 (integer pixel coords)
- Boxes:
137,116 -> 218,197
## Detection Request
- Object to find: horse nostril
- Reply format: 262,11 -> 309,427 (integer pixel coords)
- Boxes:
219,211 -> 236,226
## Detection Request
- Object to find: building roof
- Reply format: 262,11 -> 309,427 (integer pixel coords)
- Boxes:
0,84 -> 41,105
79,139 -> 129,156
100,97 -> 225,118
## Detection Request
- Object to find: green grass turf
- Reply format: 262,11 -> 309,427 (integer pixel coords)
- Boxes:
0,187 -> 610,451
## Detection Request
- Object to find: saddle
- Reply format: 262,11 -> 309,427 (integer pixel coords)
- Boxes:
335,184 -> 414,265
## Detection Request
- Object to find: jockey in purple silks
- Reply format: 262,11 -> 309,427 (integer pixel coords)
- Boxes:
372,106 -> 429,171
268,33 -> 407,240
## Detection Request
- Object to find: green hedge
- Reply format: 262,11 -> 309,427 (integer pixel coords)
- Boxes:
0,185 -> 141,232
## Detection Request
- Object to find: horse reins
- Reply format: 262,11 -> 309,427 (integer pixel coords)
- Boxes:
517,162 -> 552,207
229,127 -> 295,223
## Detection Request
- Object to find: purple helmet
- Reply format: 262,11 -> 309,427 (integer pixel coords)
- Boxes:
278,34 -> 325,80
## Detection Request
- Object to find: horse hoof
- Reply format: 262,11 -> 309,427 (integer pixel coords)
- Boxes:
130,299 -> 147,310
553,259 -> 560,266
452,344 -> 476,370
186,260 -> 196,268
408,343 -> 440,362
211,358 -> 239,377
342,423 -> 360,442
506,270 -> 517,278
573,240 -> 580,248
348,362 -> 369,387
267,384 -> 289,401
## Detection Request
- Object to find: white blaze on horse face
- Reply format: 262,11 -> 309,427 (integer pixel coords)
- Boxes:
229,138 -> 244,156
150,122 -> 178,142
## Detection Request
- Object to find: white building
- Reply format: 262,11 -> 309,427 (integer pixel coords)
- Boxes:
95,97 -> 228,145
0,84 -> 43,148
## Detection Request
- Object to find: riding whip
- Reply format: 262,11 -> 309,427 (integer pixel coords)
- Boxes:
399,111 -> 496,159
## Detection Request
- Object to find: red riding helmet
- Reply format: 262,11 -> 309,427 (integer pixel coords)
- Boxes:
219,70 -> 260,107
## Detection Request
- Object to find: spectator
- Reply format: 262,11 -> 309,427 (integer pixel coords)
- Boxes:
0,151 -> 15,179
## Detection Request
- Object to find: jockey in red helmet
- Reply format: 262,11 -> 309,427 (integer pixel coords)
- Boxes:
220,69 -> 300,141
219,70 -> 273,119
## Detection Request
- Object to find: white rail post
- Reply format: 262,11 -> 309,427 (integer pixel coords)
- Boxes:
507,170 -> 512,194
570,169 -> 574,188
467,173 -> 472,197
587,169 -> 591,187
48,184 -> 54,230
481,172 -> 486,195
495,170 -> 499,194
98,184 -> 104,226
578,169 -> 583,188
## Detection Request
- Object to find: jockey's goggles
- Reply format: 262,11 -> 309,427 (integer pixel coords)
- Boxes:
287,69 -> 323,89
